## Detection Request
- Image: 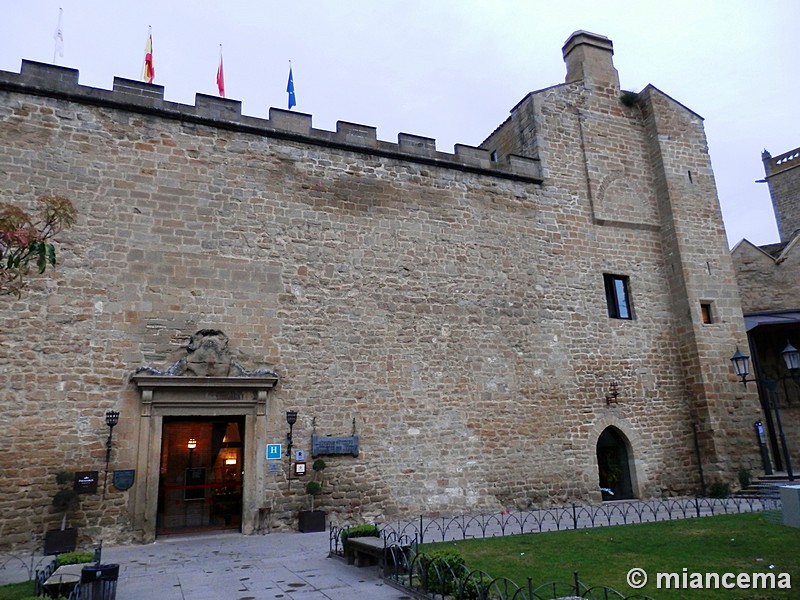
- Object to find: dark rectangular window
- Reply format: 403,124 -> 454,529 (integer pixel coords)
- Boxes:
700,302 -> 713,324
604,274 -> 632,320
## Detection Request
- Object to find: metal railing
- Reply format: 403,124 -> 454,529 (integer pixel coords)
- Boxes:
329,496 -> 782,600
331,495 -> 781,555
391,547 -> 656,600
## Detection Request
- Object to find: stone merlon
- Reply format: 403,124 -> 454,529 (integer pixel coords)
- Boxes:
0,59 -> 543,184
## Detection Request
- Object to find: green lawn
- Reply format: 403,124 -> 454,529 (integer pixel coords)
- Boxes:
423,512 -> 799,599
0,580 -> 34,600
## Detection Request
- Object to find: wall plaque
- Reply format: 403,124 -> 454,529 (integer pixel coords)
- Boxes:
311,434 -> 359,458
113,469 -> 136,491
74,471 -> 99,494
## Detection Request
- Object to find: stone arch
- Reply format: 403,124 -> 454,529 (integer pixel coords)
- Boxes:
588,416 -> 644,500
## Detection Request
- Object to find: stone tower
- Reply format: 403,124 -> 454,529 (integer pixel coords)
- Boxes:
762,147 -> 800,243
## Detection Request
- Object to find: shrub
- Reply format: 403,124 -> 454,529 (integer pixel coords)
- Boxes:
738,467 -> 752,490
709,480 -> 731,498
620,90 -> 639,107
420,548 -> 467,597
55,550 -> 95,567
342,523 -> 379,554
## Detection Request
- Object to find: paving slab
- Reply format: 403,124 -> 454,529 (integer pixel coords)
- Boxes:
0,530 -> 412,600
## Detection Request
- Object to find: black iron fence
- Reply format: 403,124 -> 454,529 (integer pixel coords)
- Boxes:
330,495 -> 781,555
329,496 -> 782,600
390,547 -> 656,600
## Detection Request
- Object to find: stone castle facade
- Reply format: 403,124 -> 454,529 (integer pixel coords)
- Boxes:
0,31 -> 760,549
731,146 -> 800,475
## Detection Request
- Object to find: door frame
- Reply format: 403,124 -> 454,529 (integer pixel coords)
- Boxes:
131,375 -> 277,542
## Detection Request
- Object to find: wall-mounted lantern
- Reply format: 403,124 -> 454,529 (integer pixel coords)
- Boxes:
103,410 -> 120,498
730,342 -> 797,481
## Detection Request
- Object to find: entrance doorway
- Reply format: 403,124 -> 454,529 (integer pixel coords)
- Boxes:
157,417 -> 245,535
596,426 -> 635,500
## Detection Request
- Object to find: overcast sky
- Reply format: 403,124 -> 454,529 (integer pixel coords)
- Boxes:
2,1 -> 797,247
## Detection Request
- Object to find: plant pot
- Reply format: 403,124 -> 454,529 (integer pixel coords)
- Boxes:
298,510 -> 326,533
44,527 -> 78,555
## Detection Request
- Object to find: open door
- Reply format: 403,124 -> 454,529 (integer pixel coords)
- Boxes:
157,417 -> 244,535
596,426 -> 635,501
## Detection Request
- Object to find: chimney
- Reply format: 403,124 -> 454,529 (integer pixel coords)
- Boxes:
562,31 -> 620,89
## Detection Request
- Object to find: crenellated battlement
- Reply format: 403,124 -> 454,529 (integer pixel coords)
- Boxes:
763,146 -> 800,178
0,60 -> 542,183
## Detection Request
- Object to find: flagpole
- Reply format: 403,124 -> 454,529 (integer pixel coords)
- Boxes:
287,60 -> 296,110
142,26 -> 154,83
53,8 -> 63,64
217,44 -> 225,98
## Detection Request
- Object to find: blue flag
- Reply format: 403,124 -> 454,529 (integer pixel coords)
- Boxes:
287,66 -> 296,109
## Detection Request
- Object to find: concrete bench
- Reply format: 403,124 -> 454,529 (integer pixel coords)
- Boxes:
346,536 -> 410,576
347,536 -> 385,568
42,563 -> 84,598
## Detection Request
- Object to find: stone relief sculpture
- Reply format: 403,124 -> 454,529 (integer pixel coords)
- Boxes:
134,329 -> 278,378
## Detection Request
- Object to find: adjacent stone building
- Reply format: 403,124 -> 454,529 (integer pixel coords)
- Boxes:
731,146 -> 800,476
0,31 -> 760,549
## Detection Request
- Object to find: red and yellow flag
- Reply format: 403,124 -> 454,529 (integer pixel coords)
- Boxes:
142,27 -> 155,84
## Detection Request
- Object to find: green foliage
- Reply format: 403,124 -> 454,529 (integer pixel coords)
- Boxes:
738,466 -> 752,489
424,512 -> 800,600
0,580 -> 34,600
0,194 -> 76,297
620,90 -> 639,107
344,523 -> 379,539
305,480 -> 322,496
55,471 -> 73,487
342,523 -> 379,552
51,470 -> 79,530
55,550 -> 95,567
52,471 -> 78,513
305,458 -> 327,511
420,548 -> 468,597
709,480 -> 731,498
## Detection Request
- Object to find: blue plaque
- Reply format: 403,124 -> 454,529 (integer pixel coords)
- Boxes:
112,469 -> 135,491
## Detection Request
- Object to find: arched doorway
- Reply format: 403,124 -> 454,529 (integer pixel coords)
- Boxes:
596,427 -> 635,500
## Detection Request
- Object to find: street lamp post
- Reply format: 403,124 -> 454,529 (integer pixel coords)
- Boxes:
731,342 -> 798,482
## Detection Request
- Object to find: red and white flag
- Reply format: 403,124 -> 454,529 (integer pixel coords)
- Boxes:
142,27 -> 155,84
216,45 -> 225,97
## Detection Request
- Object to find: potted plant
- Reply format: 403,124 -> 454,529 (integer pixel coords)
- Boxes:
44,471 -> 79,555
298,459 -> 326,532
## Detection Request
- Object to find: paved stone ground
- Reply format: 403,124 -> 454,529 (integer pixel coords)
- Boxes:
0,496 -> 782,599
0,530 -> 411,600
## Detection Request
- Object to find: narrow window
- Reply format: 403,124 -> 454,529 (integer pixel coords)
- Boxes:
700,302 -> 713,324
490,150 -> 498,162
604,274 -> 633,320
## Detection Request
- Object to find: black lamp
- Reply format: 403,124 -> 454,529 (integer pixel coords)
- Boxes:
286,410 -> 298,458
781,341 -> 800,371
730,347 -> 750,384
730,344 -> 795,481
103,410 -> 120,498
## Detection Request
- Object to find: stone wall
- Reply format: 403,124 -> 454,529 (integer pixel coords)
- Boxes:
732,240 -> 800,314
0,32 -> 758,549
764,147 -> 800,243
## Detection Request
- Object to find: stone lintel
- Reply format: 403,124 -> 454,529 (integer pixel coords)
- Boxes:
131,375 -> 278,390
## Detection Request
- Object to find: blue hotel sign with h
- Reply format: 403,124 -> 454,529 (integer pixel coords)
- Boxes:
266,444 -> 282,460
